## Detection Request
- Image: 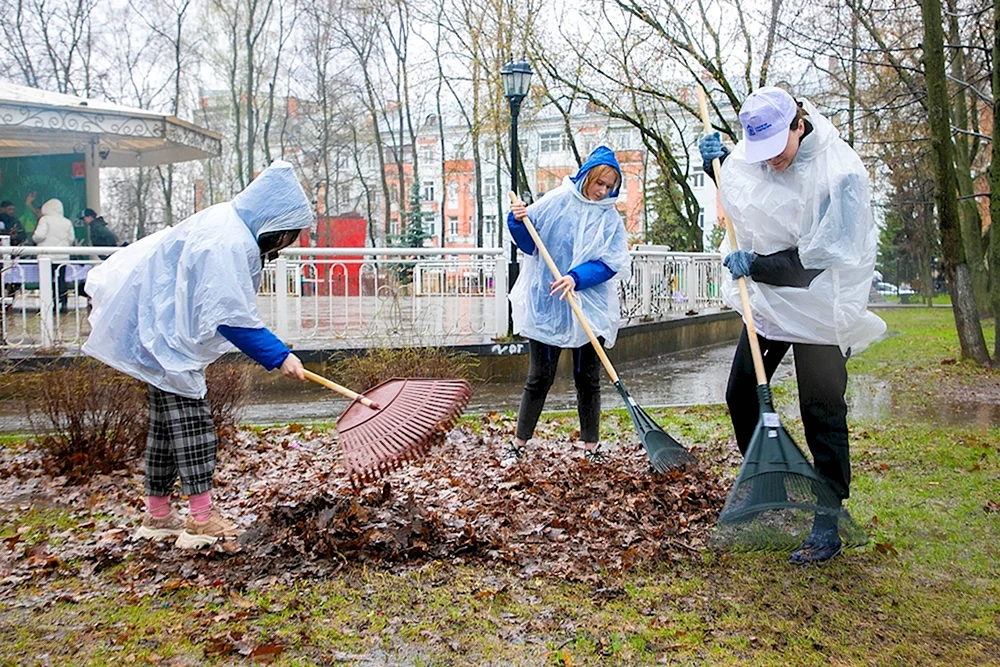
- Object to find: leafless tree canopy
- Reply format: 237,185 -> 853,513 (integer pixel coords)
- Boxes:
0,0 -> 997,361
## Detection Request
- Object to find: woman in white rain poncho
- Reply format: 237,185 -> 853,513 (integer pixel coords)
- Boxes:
83,160 -> 311,549
699,87 -> 885,564
503,146 -> 631,466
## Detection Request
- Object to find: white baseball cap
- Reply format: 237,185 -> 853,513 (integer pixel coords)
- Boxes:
739,87 -> 798,164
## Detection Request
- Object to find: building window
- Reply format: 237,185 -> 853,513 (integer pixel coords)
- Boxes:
698,208 -> 705,229
690,169 -> 705,188
447,181 -> 459,208
483,179 -> 497,199
610,128 -> 634,150
484,214 -> 496,238
422,180 -> 435,201
423,212 -> 437,238
540,132 -> 570,153
448,217 -> 459,236
390,219 -> 400,237
451,141 -> 469,160
420,144 -> 436,162
483,142 -> 497,161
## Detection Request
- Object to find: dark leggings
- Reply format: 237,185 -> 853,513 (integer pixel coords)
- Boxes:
516,338 -> 602,443
726,326 -> 852,500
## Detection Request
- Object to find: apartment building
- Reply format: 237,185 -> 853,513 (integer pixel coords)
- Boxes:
196,87 -> 722,251
374,105 -> 721,252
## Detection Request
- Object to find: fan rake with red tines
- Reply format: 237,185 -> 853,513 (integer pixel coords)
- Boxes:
304,371 -> 471,482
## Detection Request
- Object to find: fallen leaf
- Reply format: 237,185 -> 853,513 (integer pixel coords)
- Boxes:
874,542 -> 899,557
249,643 -> 284,661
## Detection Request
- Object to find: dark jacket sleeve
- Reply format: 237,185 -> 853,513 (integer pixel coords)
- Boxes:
506,211 -> 536,255
749,248 -> 824,288
703,146 -> 731,184
91,220 -> 118,246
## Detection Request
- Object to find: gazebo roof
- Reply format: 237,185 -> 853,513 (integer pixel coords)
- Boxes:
0,82 -> 222,167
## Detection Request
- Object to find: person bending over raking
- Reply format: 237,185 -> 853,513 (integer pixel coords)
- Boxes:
83,160 -> 311,549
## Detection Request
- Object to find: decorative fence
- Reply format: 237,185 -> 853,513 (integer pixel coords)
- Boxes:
0,245 -> 724,351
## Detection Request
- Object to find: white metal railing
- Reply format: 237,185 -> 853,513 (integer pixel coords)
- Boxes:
261,247 -> 507,345
621,249 -> 725,323
0,245 -> 724,351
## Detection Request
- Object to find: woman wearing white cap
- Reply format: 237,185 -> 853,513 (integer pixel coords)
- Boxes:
699,87 -> 885,564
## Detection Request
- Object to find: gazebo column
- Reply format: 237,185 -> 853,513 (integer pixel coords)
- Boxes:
85,136 -> 101,213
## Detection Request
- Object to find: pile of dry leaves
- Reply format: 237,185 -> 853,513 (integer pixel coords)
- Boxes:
0,411 -> 737,600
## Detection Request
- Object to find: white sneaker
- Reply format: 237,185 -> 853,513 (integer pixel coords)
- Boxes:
175,510 -> 243,549
134,510 -> 186,541
499,440 -> 526,468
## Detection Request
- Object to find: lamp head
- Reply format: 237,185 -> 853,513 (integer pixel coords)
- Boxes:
501,61 -> 533,101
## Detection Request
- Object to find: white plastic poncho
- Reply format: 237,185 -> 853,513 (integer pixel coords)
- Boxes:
82,160 -> 313,398
719,99 -> 886,355
509,177 -> 631,348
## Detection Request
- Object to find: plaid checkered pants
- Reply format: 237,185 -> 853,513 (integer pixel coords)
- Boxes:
145,385 -> 218,497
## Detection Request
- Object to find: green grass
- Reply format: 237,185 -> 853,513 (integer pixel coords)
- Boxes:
1,308 -> 999,665
849,307 -> 995,376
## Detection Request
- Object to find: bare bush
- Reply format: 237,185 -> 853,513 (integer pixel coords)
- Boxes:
23,360 -> 256,480
205,362 -> 256,445
24,360 -> 147,480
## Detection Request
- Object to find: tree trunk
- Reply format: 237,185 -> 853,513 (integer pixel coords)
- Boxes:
991,0 -> 1000,363
946,0 -> 989,314
920,201 -> 935,306
920,0 -> 990,363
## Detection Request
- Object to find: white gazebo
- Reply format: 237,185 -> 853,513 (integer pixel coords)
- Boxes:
0,81 -> 222,212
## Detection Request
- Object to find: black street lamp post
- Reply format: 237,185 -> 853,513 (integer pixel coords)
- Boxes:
500,60 -> 532,337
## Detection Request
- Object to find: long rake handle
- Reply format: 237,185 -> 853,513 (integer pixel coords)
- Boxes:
303,370 -> 379,409
507,191 -> 621,384
697,89 -> 768,387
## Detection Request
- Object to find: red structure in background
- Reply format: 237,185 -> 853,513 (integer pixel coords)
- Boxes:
298,213 -> 367,296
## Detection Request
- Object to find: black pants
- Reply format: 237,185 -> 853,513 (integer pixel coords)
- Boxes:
516,338 -> 602,443
53,265 -> 69,312
726,326 -> 852,500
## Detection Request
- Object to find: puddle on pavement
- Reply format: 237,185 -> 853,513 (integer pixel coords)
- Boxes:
0,342 -> 996,432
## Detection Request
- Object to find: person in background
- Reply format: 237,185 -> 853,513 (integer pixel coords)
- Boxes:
503,146 -> 631,467
32,198 -> 76,313
699,86 -> 885,564
82,160 -> 311,549
0,201 -> 25,245
23,192 -> 42,238
80,208 -> 118,257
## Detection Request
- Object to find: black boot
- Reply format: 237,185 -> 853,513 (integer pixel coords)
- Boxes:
789,512 -> 842,564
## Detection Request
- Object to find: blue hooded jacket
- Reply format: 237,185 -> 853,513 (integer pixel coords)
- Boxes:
569,145 -> 623,197
508,145 -> 624,290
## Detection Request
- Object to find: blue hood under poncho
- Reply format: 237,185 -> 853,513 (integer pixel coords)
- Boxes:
82,160 -> 313,398
569,145 -> 623,197
509,145 -> 631,348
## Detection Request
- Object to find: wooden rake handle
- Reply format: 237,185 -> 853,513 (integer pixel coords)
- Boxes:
696,88 -> 768,386
303,370 -> 380,409
507,191 -> 621,384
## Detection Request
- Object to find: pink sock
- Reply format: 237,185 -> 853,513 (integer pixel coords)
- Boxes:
189,492 -> 212,522
146,495 -> 171,519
